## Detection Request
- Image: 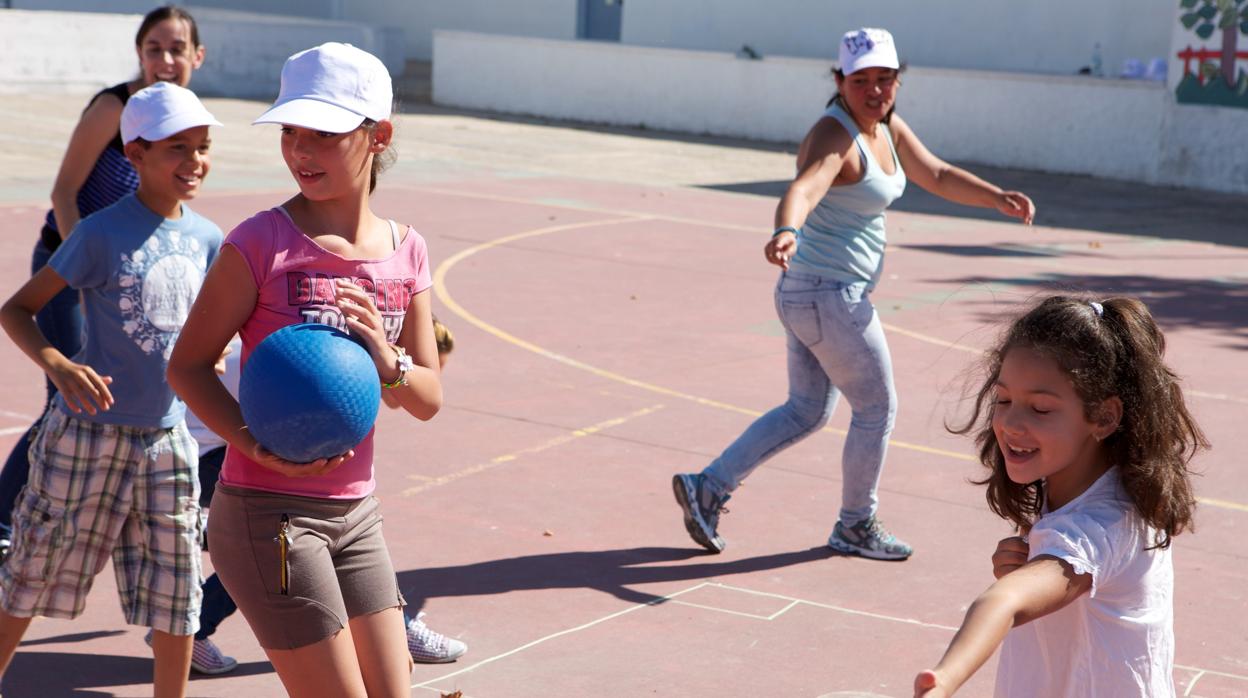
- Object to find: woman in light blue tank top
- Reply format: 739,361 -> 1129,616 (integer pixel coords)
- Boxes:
673,28 -> 1036,560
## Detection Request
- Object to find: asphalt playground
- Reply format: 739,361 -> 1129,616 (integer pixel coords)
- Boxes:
0,92 -> 1244,697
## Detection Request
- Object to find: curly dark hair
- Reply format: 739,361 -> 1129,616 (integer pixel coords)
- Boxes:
948,295 -> 1207,549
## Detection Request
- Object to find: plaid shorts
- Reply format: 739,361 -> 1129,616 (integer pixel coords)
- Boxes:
0,409 -> 203,636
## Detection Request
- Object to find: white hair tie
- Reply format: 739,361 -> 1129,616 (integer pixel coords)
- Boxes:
1089,301 -> 1104,317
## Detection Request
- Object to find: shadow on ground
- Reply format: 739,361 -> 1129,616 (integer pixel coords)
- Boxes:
697,167 -> 1248,248
399,545 -> 838,610
943,273 -> 1248,350
2,649 -> 270,696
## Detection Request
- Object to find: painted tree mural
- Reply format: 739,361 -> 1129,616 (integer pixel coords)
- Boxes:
1177,0 -> 1248,106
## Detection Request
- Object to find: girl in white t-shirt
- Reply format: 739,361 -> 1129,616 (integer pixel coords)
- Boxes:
914,295 -> 1207,697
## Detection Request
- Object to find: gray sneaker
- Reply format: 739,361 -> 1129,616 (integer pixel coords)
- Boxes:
827,516 -> 912,560
672,473 -> 729,553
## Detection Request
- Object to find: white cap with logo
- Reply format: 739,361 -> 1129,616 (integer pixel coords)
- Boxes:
838,28 -> 900,75
253,42 -> 393,133
121,82 -> 221,145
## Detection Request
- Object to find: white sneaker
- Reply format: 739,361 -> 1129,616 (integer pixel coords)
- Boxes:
144,629 -> 239,675
406,612 -> 467,664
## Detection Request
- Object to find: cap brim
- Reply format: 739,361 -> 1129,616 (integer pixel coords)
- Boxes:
843,55 -> 900,75
130,113 -> 223,144
252,98 -> 366,133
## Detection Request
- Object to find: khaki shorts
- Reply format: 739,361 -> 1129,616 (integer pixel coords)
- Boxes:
207,483 -> 403,649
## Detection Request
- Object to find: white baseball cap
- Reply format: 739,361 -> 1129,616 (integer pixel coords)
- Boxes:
838,28 -> 900,75
121,82 -> 221,145
253,42 -> 393,133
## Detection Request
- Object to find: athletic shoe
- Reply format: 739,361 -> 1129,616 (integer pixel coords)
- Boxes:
144,630 -> 239,675
671,473 -> 729,553
827,516 -> 913,560
406,612 -> 467,664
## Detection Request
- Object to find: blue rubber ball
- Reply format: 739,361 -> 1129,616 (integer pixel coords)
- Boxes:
239,324 -> 381,463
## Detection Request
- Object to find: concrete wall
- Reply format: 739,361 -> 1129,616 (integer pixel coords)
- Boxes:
8,0 -> 579,61
339,0 -> 578,61
433,31 -> 1248,194
621,0 -> 1174,78
0,8 -> 403,99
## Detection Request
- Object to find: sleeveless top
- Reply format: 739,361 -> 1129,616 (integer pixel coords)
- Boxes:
788,101 -> 906,289
43,82 -> 140,235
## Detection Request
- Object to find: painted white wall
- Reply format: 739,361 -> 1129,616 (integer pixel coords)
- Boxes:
8,0 -> 577,60
0,10 -> 138,93
0,9 -> 403,99
433,31 -> 1248,194
621,0 -> 1173,78
339,0 -> 579,60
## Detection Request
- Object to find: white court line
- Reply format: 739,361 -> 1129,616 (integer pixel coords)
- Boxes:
1177,664 -> 1248,684
411,582 -> 711,691
0,410 -> 35,421
705,583 -> 1247,683
706,582 -> 959,631
0,427 -> 30,437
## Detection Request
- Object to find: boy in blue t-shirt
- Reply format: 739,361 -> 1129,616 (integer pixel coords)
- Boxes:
0,81 -> 223,696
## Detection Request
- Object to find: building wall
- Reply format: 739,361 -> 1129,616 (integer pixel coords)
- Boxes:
0,9 -> 401,99
433,31 -> 1248,194
621,0 -> 1173,77
339,0 -> 579,60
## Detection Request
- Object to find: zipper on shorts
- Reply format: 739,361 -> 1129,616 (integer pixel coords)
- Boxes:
276,514 -> 290,595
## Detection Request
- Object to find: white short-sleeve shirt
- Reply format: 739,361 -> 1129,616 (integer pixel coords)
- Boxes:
995,467 -> 1175,697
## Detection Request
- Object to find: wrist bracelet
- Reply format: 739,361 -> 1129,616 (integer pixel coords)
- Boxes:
381,344 -> 414,388
772,226 -> 799,238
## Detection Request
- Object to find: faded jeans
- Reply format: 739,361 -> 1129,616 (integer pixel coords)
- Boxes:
702,269 -> 897,526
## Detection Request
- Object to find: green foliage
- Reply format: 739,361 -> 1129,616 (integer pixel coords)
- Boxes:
1175,70 -> 1248,107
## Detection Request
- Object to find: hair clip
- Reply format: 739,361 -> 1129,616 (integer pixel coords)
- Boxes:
1089,301 -> 1104,317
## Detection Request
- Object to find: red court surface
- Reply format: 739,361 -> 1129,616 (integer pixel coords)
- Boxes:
0,121 -> 1245,697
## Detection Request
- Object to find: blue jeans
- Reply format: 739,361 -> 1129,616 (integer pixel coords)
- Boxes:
0,233 -> 84,538
702,270 -> 897,526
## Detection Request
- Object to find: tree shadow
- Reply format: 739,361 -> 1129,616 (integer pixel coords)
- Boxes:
943,273 -> 1248,350
697,165 -> 1248,249
398,545 -> 837,610
1,650 -> 271,696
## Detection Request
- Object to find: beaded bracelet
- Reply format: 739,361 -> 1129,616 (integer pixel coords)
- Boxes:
381,344 -> 414,388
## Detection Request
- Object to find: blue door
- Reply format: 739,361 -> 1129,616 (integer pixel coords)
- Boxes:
579,0 -> 622,42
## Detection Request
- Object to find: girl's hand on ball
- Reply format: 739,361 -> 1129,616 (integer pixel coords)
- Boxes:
252,442 -> 354,478
335,279 -> 388,353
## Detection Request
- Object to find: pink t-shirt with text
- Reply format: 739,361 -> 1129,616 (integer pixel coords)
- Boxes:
220,208 -> 431,499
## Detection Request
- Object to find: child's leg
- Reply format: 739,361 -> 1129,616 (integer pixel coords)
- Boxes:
349,606 -> 411,697
334,498 -> 410,694
266,630 -> 369,698
0,609 -> 33,676
150,629 -> 193,698
113,423 -> 201,696
196,573 -> 236,640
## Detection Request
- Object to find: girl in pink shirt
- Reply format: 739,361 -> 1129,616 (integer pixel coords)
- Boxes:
169,43 -> 440,697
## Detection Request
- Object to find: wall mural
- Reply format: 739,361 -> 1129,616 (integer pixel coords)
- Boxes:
1175,0 -> 1248,107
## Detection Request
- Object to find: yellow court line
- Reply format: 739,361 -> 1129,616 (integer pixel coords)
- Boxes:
400,404 -> 665,497
433,218 -> 1247,514
417,182 -> 1248,409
